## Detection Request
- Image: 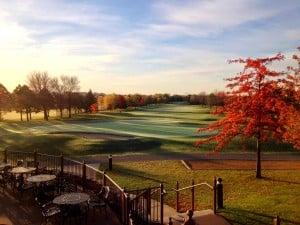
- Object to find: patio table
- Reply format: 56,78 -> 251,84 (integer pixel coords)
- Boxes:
27,174 -> 56,183
53,192 -> 90,205
10,167 -> 36,191
0,163 -> 10,171
10,167 -> 36,174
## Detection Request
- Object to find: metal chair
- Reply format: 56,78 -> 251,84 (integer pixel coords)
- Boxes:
88,186 -> 110,218
40,202 -> 61,225
17,160 -> 24,167
0,174 -> 6,192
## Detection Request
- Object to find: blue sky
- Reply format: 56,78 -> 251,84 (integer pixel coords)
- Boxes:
0,0 -> 299,94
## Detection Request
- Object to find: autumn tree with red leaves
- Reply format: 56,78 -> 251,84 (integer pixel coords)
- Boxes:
197,51 -> 300,178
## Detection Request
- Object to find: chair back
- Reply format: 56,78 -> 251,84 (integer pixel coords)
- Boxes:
103,186 -> 110,200
3,165 -> 12,173
17,160 -> 23,166
96,186 -> 104,198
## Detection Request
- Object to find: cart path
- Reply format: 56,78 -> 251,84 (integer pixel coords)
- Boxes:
74,152 -> 300,167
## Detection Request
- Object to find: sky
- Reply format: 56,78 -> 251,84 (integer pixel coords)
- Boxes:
0,0 -> 299,94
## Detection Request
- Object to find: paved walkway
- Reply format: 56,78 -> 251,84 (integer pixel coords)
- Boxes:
164,205 -> 231,225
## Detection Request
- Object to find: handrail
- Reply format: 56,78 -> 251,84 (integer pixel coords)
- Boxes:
37,153 -> 60,158
127,185 -> 161,193
64,157 -> 83,165
85,164 -> 104,174
105,173 -> 124,192
173,182 -> 213,192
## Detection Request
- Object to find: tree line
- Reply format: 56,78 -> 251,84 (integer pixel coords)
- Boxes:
0,73 -> 228,121
0,71 -> 97,121
97,92 -> 226,110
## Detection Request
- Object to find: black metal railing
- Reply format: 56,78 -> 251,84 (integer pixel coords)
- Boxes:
1,150 -> 130,225
127,185 -> 164,225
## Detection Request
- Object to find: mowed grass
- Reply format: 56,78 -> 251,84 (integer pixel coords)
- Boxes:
101,160 -> 300,225
0,103 -> 295,155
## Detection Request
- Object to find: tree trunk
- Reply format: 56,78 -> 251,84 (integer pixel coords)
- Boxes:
43,107 -> 48,121
26,109 -> 29,122
29,110 -> 32,120
68,106 -> 71,118
20,111 -> 23,121
256,136 -> 262,178
60,108 -> 63,118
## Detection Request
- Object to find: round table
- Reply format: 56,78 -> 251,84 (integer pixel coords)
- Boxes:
0,163 -> 10,171
10,167 -> 36,190
27,174 -> 56,183
10,167 -> 36,174
53,192 -> 90,205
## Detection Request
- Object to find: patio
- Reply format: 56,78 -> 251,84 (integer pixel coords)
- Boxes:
0,188 -> 121,225
0,150 -> 127,225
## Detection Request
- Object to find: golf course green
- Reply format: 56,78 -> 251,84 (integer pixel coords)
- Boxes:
0,103 -> 294,155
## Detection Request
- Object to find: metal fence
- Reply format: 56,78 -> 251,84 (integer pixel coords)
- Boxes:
127,185 -> 164,225
0,150 -> 130,225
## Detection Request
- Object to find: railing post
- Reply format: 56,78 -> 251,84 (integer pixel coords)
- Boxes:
103,171 -> 107,186
191,179 -> 195,211
216,177 -> 224,209
3,149 -> 7,163
160,183 -> 164,225
122,188 -> 128,225
82,160 -> 86,190
108,154 -> 113,171
146,188 -> 151,223
213,177 -> 217,214
273,215 -> 281,225
123,189 -> 126,225
60,154 -> 64,175
176,181 -> 179,212
34,150 -> 38,170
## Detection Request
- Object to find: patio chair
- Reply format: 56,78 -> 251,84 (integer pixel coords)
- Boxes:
60,179 -> 77,193
18,179 -> 34,199
2,165 -> 15,190
88,186 -> 110,218
40,202 -> 61,225
17,160 -> 24,166
0,174 -> 6,192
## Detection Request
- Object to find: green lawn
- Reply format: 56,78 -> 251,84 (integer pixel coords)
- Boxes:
0,103 -> 295,155
101,160 -> 300,225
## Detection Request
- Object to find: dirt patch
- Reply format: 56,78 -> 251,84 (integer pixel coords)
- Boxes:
50,131 -> 136,141
186,160 -> 300,170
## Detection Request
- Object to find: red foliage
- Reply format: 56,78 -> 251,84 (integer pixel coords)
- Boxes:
139,96 -> 145,106
118,95 -> 127,109
197,51 -> 300,151
89,103 -> 98,113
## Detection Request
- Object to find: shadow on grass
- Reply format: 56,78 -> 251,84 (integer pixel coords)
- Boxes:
221,207 -> 300,225
262,177 -> 300,185
107,164 -> 164,185
87,138 -> 162,155
2,133 -> 75,155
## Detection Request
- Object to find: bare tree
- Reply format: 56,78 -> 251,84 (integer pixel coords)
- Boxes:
0,83 -> 11,121
50,78 -> 66,118
27,71 -> 52,120
61,75 -> 80,118
12,85 -> 35,121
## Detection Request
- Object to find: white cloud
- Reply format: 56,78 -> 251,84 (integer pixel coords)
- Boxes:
151,0 -> 298,38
